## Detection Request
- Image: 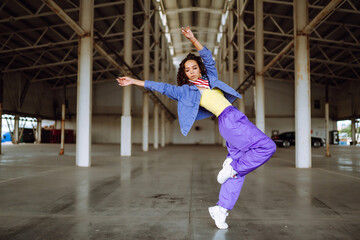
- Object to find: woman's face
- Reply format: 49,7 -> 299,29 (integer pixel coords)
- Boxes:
184,60 -> 201,81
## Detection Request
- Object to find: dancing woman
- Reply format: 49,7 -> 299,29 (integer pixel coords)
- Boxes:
117,26 -> 276,229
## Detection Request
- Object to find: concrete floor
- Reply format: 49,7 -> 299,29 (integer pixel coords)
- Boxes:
0,143 -> 359,240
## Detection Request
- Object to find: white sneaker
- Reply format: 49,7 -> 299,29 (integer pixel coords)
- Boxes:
217,158 -> 238,184
208,205 -> 229,229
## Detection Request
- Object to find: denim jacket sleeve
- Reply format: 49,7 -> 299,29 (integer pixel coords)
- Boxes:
198,46 -> 218,80
144,80 -> 181,101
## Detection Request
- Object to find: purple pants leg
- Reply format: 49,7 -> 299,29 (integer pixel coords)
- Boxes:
216,106 -> 276,210
217,175 -> 245,210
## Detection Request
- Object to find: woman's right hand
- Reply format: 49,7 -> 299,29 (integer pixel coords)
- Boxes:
181,26 -> 195,40
116,76 -> 133,86
117,76 -> 145,87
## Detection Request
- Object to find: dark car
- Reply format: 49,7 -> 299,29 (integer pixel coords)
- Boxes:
271,131 -> 325,148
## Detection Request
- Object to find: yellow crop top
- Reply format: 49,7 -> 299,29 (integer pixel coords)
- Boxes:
199,88 -> 231,117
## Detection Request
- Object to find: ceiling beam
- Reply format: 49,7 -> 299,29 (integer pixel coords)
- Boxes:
166,7 -> 222,15
0,1 -> 126,24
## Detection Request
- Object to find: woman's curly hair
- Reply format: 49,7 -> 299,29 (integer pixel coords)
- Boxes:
176,53 -> 208,86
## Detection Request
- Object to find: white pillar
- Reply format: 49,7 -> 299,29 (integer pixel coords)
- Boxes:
153,1 -> 160,150
221,34 -> 227,85
161,110 -> 165,147
238,0 -> 245,113
36,117 -> 41,143
76,0 -> 93,167
161,31 -> 166,147
294,0 -> 311,168
142,95 -> 149,151
325,102 -> 330,156
154,105 -> 159,149
228,4 -> 234,88
14,115 -> 19,144
221,33 -> 227,147
325,85 -> 330,157
254,0 -> 265,132
142,0 -> 150,152
59,103 -> 65,155
121,0 -> 133,156
351,118 -> 356,145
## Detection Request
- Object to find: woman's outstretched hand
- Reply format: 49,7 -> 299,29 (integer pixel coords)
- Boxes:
116,76 -> 145,87
117,76 -> 133,86
181,26 -> 194,40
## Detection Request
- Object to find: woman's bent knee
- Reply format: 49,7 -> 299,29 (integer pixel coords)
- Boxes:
268,139 -> 277,155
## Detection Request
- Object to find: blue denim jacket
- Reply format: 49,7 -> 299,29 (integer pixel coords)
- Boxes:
144,46 -> 242,136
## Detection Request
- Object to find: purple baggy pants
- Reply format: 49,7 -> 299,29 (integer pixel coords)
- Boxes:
216,106 -> 276,210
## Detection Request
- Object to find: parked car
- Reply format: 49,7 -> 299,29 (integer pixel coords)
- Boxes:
271,131 -> 325,148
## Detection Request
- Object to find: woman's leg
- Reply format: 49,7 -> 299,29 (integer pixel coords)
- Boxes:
228,138 -> 276,176
218,106 -> 276,177
217,175 -> 245,210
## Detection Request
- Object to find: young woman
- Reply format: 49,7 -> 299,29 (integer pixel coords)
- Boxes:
117,26 -> 276,229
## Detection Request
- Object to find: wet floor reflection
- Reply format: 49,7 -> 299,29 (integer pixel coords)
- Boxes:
211,229 -> 228,240
74,174 -> 90,238
294,170 -> 313,216
337,157 -> 360,172
120,158 -> 132,181
338,158 -> 353,166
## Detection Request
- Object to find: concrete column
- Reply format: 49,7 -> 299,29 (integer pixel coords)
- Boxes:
215,43 -> 221,144
294,0 -> 311,168
351,118 -> 356,145
161,110 -> 165,147
121,0 -> 133,156
254,0 -> 265,132
228,4 -> 234,88
142,95 -> 149,151
13,115 -> 19,144
221,35 -> 227,85
154,4 -> 160,84
59,104 -> 65,155
325,102 -> 330,156
221,35 -> 227,147
153,1 -> 160,149
76,0 -> 93,167
142,0 -> 150,152
60,83 -> 66,155
161,32 -> 166,147
154,104 -> 159,149
325,84 -> 330,157
238,0 -> 245,113
217,36 -> 222,141
36,117 -> 41,143
217,35 -> 222,84
165,52 -> 172,145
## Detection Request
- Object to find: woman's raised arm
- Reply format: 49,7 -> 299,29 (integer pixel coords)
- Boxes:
181,26 -> 203,51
